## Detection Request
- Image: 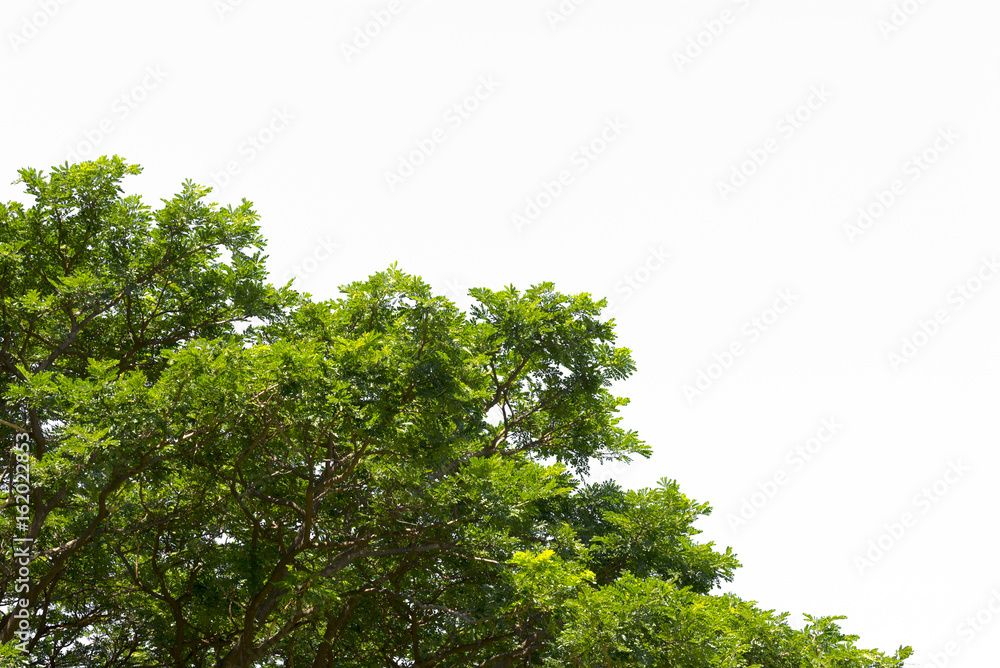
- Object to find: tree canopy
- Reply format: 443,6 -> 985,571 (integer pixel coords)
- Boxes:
0,157 -> 912,667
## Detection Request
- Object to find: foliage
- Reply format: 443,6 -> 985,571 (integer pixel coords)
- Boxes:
0,158 -> 912,668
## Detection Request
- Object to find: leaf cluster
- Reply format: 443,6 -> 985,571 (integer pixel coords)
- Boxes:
0,159 -> 911,668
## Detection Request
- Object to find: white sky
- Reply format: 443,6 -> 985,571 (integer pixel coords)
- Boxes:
3,1 -> 999,664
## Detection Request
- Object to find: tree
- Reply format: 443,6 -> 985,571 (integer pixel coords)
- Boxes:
1,157 -> 911,667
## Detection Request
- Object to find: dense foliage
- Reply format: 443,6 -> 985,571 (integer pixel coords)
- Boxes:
0,157 -> 911,667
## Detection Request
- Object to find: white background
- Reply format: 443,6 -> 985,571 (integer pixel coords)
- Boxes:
3,1 -> 999,665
